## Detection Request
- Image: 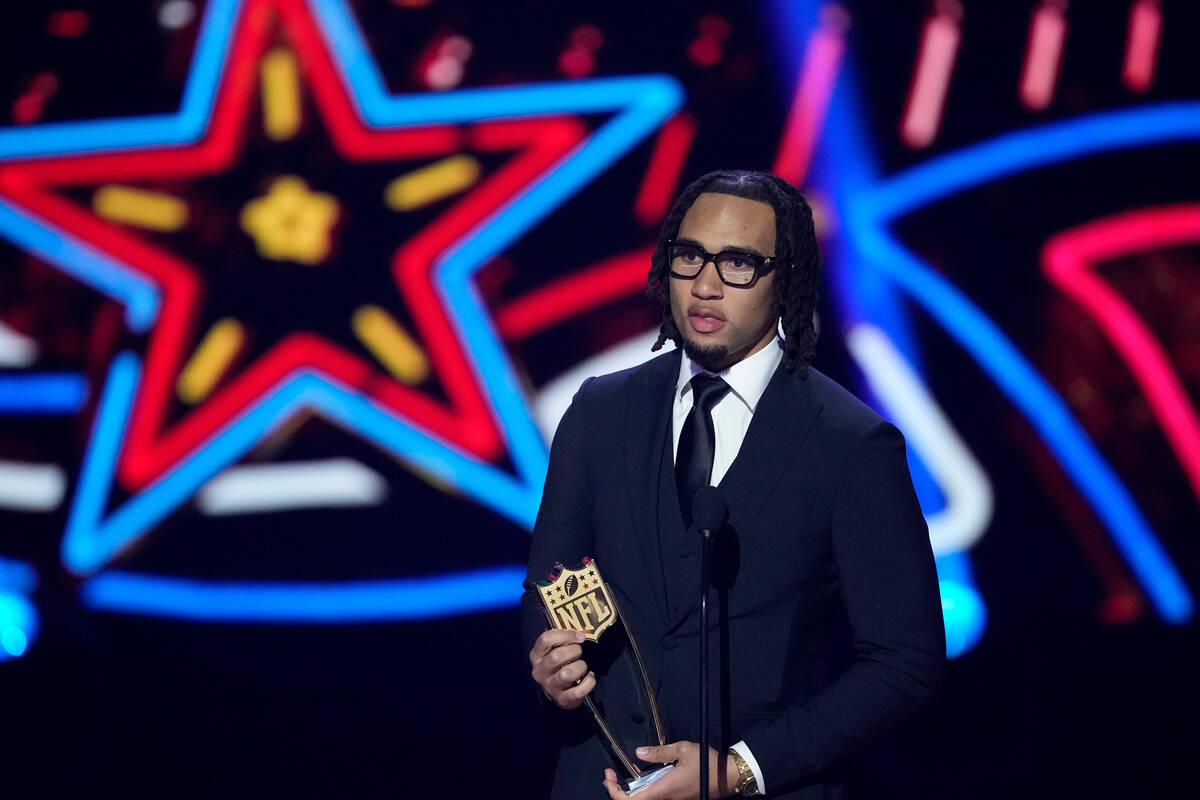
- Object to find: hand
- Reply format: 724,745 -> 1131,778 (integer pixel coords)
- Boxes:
600,741 -> 737,800
528,628 -> 596,710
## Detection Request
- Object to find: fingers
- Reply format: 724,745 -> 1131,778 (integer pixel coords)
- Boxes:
562,670 -> 595,703
531,629 -> 585,659
601,768 -> 625,799
529,629 -> 596,709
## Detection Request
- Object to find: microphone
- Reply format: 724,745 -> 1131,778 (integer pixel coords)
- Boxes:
690,486 -> 727,800
690,485 -> 729,535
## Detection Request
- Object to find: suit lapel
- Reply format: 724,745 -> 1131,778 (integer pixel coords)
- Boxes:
623,349 -> 681,627
719,365 -> 824,535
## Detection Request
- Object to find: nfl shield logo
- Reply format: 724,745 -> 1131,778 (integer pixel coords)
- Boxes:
535,557 -> 617,642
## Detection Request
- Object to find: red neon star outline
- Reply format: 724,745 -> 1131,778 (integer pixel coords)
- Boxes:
0,0 -> 585,490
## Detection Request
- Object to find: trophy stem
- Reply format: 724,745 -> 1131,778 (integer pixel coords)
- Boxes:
585,696 -> 643,778
609,594 -> 669,746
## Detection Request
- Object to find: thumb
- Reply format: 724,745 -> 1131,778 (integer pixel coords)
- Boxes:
635,744 -> 673,764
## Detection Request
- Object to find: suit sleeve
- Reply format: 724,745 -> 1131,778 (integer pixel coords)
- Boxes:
740,420 -> 946,791
520,377 -> 598,659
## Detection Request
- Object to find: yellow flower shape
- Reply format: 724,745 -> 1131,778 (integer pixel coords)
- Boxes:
239,175 -> 340,265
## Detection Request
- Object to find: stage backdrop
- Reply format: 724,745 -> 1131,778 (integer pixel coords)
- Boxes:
0,1 -> 1196,796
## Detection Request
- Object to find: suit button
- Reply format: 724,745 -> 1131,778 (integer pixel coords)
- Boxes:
662,635 -> 676,650
631,712 -> 646,724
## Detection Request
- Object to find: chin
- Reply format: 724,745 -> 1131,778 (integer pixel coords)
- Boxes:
680,338 -> 730,372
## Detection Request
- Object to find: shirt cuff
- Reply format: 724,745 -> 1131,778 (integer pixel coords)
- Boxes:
730,740 -> 766,795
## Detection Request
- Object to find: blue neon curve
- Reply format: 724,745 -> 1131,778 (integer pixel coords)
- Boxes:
0,373 -> 88,413
840,106 -> 1200,622
81,565 -> 526,623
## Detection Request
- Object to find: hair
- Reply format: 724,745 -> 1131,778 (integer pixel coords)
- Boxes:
646,170 -> 821,374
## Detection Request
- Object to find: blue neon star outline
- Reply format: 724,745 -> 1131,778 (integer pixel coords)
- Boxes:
0,0 -> 682,615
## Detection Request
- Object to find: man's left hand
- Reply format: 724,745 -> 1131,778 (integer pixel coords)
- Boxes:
600,741 -> 736,800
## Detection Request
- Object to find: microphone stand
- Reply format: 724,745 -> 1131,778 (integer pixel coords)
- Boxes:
698,522 -> 714,800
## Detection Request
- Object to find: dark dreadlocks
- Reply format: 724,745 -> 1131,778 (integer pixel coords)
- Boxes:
646,170 -> 821,375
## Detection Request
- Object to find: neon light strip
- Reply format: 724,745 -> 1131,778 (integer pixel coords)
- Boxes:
81,565 -> 525,622
1043,205 -> 1200,503
261,47 -> 302,140
0,373 -> 88,413
899,7 -> 961,149
0,461 -> 66,511
771,10 -> 846,184
494,247 -> 653,341
847,324 -> 993,556
1019,2 -> 1067,111
0,198 -> 159,331
1122,0 -> 1161,93
62,352 -> 543,572
634,113 -> 696,225
197,458 -> 387,514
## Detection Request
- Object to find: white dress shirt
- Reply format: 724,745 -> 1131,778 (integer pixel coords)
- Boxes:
671,336 -> 783,794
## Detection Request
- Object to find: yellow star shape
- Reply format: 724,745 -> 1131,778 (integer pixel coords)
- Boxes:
239,175 -> 340,265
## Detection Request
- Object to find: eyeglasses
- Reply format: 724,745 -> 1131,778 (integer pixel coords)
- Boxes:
667,240 -> 778,286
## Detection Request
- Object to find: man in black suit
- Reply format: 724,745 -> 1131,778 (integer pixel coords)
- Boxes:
522,170 -> 945,798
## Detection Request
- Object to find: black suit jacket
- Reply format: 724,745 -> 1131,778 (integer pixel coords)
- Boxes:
521,350 -> 945,798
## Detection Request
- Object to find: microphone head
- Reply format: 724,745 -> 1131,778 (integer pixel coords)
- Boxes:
691,486 -> 729,533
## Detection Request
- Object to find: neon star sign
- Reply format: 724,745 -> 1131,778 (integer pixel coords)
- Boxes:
0,0 -> 681,618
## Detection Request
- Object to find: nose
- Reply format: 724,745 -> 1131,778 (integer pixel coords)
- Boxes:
690,258 -> 724,299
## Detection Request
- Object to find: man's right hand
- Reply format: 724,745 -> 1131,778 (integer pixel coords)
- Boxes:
529,629 -> 596,710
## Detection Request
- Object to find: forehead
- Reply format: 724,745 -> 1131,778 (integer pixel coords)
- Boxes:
677,192 -> 776,249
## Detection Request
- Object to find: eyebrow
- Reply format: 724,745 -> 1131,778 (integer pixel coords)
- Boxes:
674,237 -> 767,257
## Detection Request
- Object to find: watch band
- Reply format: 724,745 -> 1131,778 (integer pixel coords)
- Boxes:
727,747 -> 761,797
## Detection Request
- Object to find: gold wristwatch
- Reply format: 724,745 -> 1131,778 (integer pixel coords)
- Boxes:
727,748 -> 761,797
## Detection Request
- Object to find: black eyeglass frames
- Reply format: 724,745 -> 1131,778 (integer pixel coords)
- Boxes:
666,240 -> 779,286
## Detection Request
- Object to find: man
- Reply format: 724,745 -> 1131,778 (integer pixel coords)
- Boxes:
522,170 -> 945,799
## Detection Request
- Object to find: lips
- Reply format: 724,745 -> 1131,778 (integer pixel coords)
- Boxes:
688,307 -> 725,334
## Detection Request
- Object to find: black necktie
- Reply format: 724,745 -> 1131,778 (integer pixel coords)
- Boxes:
676,374 -> 731,529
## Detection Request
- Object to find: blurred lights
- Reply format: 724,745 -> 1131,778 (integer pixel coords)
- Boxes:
1020,0 -> 1068,111
46,10 -> 90,38
93,184 -> 189,231
773,4 -> 847,184
1123,0 -> 1161,93
421,35 -> 473,90
351,304 -> 430,384
0,373 -> 88,413
239,176 -> 340,265
261,48 -> 303,140
939,579 -> 986,658
559,24 -> 604,79
0,592 -> 38,661
687,14 -> 730,68
900,0 -> 962,149
158,0 -> 197,30
634,113 -> 696,225
197,458 -> 387,515
12,72 -> 59,125
0,461 -> 66,511
383,155 -> 481,211
177,319 -> 246,403
0,320 -> 37,367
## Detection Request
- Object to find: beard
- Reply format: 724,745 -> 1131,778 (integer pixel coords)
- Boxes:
679,336 -> 730,373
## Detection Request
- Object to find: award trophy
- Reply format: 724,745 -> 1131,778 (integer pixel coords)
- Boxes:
529,557 -> 676,795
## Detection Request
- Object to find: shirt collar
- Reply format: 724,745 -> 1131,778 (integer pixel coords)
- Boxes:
675,336 -> 784,413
